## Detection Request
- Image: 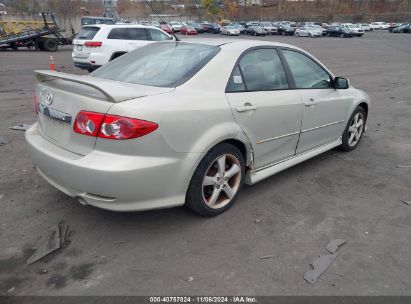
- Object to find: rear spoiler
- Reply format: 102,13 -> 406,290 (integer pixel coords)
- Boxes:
35,70 -> 148,102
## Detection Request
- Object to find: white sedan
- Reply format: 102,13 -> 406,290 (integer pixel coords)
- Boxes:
26,39 -> 370,216
221,26 -> 240,36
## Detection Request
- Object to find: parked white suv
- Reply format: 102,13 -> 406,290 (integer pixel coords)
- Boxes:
72,24 -> 174,72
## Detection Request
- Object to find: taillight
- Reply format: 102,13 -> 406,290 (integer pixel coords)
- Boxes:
84,41 -> 102,47
73,111 -> 158,140
73,111 -> 105,137
34,94 -> 38,114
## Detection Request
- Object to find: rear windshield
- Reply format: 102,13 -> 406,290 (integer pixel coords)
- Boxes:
91,42 -> 220,88
75,27 -> 100,40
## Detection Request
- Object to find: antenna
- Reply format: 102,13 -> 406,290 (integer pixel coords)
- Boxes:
143,0 -> 180,41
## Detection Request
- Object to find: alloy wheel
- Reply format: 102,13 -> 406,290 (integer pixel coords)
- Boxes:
348,112 -> 364,147
202,154 -> 242,209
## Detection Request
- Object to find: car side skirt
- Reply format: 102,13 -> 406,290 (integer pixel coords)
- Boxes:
245,137 -> 342,185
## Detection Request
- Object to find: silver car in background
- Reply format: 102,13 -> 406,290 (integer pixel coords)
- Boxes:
221,26 -> 240,36
26,39 -> 370,216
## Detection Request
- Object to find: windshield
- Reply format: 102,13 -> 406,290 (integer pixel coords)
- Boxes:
91,42 -> 220,88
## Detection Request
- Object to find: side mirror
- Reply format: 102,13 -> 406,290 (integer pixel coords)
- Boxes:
334,77 -> 349,89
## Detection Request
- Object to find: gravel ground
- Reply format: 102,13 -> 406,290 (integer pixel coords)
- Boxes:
0,31 -> 410,296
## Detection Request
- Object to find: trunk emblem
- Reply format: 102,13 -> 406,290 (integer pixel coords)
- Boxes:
45,92 -> 53,105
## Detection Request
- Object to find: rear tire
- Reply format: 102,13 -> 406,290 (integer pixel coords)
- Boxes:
10,42 -> 19,51
338,106 -> 367,152
186,143 -> 245,217
43,38 -> 58,52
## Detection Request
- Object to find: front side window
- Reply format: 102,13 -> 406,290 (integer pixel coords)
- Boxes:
282,49 -> 332,89
236,48 -> 289,92
148,29 -> 171,41
128,28 -> 148,40
91,42 -> 220,87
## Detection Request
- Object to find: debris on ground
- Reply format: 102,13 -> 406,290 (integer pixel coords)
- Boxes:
396,165 -> 411,168
304,239 -> 346,284
259,255 -> 275,260
27,221 -> 70,265
326,239 -> 346,254
0,136 -> 10,146
9,124 -> 32,131
304,253 -> 339,284
400,200 -> 411,206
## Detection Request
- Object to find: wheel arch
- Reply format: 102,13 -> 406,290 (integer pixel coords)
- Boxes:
109,51 -> 127,61
358,101 -> 368,117
184,131 -> 253,193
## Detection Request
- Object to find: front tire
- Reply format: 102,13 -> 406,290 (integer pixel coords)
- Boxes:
339,106 -> 367,151
186,143 -> 245,217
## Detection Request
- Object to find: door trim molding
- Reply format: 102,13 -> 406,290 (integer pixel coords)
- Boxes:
301,120 -> 344,133
256,131 -> 300,144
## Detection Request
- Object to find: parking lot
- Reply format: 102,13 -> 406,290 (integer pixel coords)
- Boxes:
0,31 -> 410,296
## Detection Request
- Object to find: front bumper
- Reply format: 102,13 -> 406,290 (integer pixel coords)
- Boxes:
25,123 -> 201,212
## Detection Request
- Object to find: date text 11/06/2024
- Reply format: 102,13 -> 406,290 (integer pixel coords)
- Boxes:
149,296 -> 257,303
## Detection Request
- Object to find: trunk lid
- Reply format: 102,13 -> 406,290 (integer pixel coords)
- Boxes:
35,70 -> 173,155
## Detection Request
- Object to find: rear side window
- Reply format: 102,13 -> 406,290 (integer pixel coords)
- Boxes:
107,28 -> 148,40
75,27 -> 100,40
232,48 -> 288,92
148,29 -> 172,41
107,28 -> 129,39
226,66 -> 245,92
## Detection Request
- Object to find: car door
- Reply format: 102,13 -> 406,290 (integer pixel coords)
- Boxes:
106,27 -> 131,53
225,48 -> 303,169
301,27 -> 309,36
281,49 -> 351,154
330,26 -> 339,36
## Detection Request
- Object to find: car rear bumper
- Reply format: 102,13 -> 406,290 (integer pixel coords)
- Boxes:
25,123 -> 201,212
73,61 -> 101,70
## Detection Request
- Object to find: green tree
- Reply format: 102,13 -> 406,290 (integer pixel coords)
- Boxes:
202,0 -> 220,19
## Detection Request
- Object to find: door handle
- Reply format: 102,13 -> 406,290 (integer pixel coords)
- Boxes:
236,103 -> 257,112
304,98 -> 317,106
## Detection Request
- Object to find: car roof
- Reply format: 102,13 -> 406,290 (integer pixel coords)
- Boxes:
81,24 -> 161,30
179,38 -> 303,51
